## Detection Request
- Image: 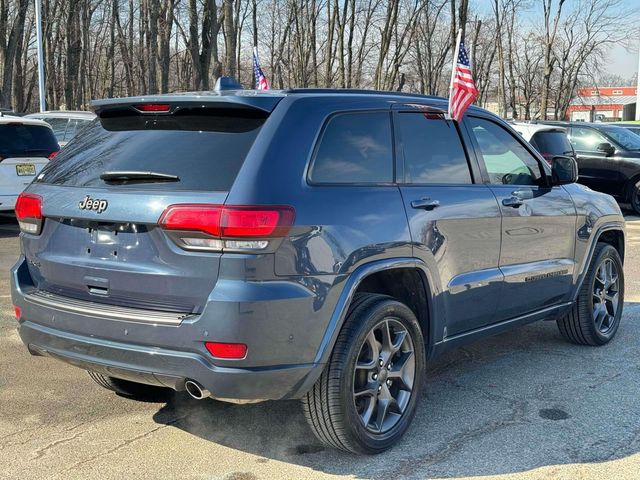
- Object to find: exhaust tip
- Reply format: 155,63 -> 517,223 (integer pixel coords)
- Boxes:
184,379 -> 210,400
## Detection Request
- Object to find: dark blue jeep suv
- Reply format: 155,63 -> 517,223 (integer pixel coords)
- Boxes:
11,87 -> 626,454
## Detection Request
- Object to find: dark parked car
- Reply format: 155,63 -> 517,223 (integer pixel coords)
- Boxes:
540,121 -> 640,213
615,122 -> 640,137
12,86 -> 626,454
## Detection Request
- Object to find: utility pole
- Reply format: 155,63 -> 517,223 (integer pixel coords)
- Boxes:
35,0 -> 46,112
636,45 -> 640,120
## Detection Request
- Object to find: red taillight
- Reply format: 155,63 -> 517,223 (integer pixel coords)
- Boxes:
134,104 -> 171,113
15,193 -> 43,234
48,151 -> 59,160
158,204 -> 295,252
13,305 -> 21,320
205,341 -> 247,359
221,207 -> 294,237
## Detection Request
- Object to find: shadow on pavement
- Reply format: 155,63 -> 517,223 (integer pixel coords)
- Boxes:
0,215 -> 20,238
152,304 -> 640,479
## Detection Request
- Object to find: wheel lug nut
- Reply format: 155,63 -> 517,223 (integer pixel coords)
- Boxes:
378,385 -> 382,392
379,359 -> 384,366
372,374 -> 378,380
386,379 -> 392,386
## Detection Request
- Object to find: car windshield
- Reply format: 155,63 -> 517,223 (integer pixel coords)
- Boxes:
602,126 -> 640,151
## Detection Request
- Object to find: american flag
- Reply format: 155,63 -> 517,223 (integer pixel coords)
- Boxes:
253,47 -> 270,90
448,38 -> 478,122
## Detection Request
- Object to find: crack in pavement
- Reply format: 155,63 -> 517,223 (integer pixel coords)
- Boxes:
32,431 -> 85,460
52,413 -> 190,478
379,382 -> 530,479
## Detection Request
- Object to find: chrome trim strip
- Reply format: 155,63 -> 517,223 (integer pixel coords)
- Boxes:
23,289 -> 188,325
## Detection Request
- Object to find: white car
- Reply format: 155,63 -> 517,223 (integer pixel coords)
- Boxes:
0,116 -> 59,211
510,122 -> 575,164
24,111 -> 95,147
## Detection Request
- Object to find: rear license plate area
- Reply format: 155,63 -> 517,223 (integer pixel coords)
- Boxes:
16,164 -> 36,176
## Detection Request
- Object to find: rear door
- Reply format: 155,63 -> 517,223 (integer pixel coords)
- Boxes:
0,122 -> 58,203
394,107 -> 503,336
21,104 -> 270,314
466,116 -> 576,319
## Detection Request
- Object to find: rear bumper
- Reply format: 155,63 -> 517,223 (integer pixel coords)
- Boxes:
17,320 -> 317,402
11,255 -> 328,402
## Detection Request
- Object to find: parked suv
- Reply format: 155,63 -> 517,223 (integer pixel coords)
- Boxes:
0,117 -> 59,211
540,121 -> 640,213
511,122 -> 575,164
25,111 -> 96,147
12,88 -> 626,454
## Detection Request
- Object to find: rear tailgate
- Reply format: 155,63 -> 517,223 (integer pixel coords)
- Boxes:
20,99 -> 279,314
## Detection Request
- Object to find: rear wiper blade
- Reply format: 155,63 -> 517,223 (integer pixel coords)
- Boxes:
100,171 -> 180,183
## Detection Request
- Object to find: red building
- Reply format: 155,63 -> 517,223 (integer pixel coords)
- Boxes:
566,87 -> 637,121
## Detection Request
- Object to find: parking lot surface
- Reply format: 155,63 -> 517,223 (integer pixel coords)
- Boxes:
1,215 -> 640,480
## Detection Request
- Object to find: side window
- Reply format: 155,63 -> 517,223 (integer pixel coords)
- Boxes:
309,112 -> 393,184
397,113 -> 472,184
468,117 -> 543,186
569,127 -> 608,151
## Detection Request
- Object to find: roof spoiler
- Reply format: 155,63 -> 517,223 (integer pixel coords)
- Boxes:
90,87 -> 283,117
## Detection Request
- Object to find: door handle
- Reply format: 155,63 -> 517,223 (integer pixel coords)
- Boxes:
502,189 -> 533,208
411,198 -> 440,210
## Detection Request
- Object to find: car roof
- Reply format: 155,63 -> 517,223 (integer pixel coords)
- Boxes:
25,111 -> 96,120
510,122 -> 566,141
0,115 -> 53,128
89,88 -> 490,117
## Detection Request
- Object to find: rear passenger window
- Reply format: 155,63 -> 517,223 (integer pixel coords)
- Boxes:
397,113 -> 472,184
309,112 -> 393,184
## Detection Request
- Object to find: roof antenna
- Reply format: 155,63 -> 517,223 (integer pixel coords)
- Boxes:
214,76 -> 243,92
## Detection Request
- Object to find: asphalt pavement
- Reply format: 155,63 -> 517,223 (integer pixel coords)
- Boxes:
1,214 -> 640,480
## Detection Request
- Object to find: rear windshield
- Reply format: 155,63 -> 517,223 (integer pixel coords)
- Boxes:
530,131 -> 573,156
0,124 -> 59,158
36,107 -> 267,191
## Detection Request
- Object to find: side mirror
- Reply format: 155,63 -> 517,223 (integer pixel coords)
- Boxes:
596,142 -> 615,156
551,155 -> 578,185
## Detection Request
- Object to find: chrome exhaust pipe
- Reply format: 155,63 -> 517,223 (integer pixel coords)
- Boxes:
184,379 -> 210,400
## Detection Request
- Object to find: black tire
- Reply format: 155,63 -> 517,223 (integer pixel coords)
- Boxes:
630,181 -> 640,215
88,371 -> 172,400
302,293 -> 426,454
557,243 -> 624,346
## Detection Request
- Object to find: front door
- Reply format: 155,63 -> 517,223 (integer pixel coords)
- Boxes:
466,116 -> 577,320
394,108 -> 503,337
569,126 -> 621,195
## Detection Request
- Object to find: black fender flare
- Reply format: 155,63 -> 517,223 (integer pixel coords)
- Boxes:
571,221 -> 625,302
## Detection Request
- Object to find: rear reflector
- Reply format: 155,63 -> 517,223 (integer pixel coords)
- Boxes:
205,342 -> 247,359
158,204 -> 294,252
134,104 -> 171,113
48,151 -> 59,160
13,305 -> 21,320
15,193 -> 43,235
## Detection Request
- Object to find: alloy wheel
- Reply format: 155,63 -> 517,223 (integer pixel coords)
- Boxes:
353,318 -> 416,434
592,258 -> 621,334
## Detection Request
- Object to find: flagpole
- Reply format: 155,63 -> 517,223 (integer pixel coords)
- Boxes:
447,30 -> 462,120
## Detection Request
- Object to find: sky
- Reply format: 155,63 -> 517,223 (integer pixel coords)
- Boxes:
474,0 -> 639,83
